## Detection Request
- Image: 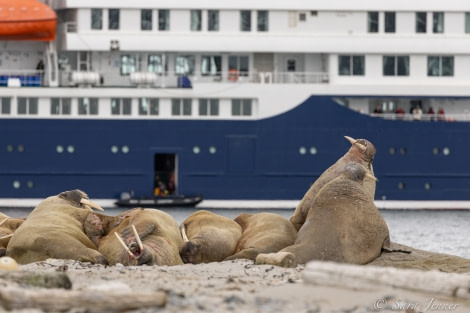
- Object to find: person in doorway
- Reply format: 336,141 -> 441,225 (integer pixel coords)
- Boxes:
437,107 -> 446,121
428,107 -> 435,121
412,106 -> 423,121
373,105 -> 383,114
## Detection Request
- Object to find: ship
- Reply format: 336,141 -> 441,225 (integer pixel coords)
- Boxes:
1,0 -> 470,209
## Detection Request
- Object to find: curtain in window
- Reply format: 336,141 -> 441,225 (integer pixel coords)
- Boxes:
141,9 -> 152,30
427,56 -> 440,76
191,10 -> 201,31
257,11 -> 268,31
159,10 -> 169,30
208,10 -> 219,31
397,56 -> 409,76
466,13 -> 470,33
91,9 -> 102,30
108,9 -> 120,30
240,11 -> 251,31
442,57 -> 454,76
433,12 -> 444,33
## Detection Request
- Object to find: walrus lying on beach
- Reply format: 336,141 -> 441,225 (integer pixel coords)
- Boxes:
0,213 -> 25,257
180,210 -> 242,264
290,136 -> 376,231
6,190 -> 113,264
257,163 -> 390,267
99,208 -> 184,266
225,212 -> 297,261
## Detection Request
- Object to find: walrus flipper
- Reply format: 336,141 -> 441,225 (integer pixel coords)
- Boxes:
225,248 -> 260,261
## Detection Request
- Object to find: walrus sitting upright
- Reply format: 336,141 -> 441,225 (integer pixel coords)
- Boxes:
0,213 -> 25,257
290,136 -> 376,231
225,212 -> 297,261
6,190 -> 113,264
180,210 -> 242,264
257,163 -> 390,267
98,208 -> 184,266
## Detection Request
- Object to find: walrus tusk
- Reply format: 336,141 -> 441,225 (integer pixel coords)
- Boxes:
80,198 -> 104,211
180,224 -> 189,242
365,172 -> 378,182
132,225 -> 144,251
0,234 -> 13,240
0,217 -> 8,227
344,135 -> 367,152
114,232 -> 135,257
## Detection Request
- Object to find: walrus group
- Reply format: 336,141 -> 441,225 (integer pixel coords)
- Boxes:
0,136 -> 392,268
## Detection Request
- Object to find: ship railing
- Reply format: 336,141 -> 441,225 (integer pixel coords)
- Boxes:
371,113 -> 469,122
259,72 -> 329,84
0,70 -> 43,87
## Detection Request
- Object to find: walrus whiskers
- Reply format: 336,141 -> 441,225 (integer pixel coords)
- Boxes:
132,225 -> 144,251
0,234 -> 13,240
80,198 -> 104,211
114,232 -> 136,257
0,217 -> 8,227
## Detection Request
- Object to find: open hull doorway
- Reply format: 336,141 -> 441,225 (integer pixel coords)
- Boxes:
154,153 -> 176,197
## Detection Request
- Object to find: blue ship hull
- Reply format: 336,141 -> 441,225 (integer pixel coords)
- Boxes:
1,96 -> 469,201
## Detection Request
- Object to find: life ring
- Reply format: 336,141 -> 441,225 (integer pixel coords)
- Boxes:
228,69 -> 239,82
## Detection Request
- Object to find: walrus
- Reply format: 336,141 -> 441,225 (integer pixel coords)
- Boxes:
290,136 -> 376,231
225,212 -> 298,261
180,210 -> 242,264
257,162 -> 389,266
6,190 -> 114,265
98,208 -> 184,266
0,213 -> 25,257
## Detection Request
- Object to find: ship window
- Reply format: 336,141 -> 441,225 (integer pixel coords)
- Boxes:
78,97 -> 99,115
208,10 -> 219,31
175,56 -> 195,75
367,12 -> 378,33
191,10 -> 202,31
111,145 -> 119,153
120,55 -> 136,76
383,56 -> 409,76
299,147 -> 307,155
425,182 -> 432,190
442,147 -> 450,156
427,56 -> 454,77
299,13 -> 306,22
50,98 -> 71,115
158,10 -> 170,31
400,147 -> 407,155
56,145 -> 64,153
228,55 -> 249,77
17,145 -> 24,152
1,97 -> 10,114
27,181 -> 34,189
91,9 -> 102,30
13,181 -> 20,189
384,12 -> 395,33
257,11 -> 269,31
433,12 -> 444,33
232,99 -> 252,116
432,147 -> 439,155
466,13 -> 470,33
108,9 -> 120,30
199,99 -> 219,116
193,146 -> 200,154
172,99 -> 192,116
141,9 -> 152,31
17,97 -> 38,115
310,147 -> 317,155
240,10 -> 251,31
148,55 -> 167,74
201,56 -> 221,76
338,55 -> 365,76
6,145 -> 13,152
389,147 -> 396,155
398,182 -> 405,190
122,146 -> 129,153
287,59 -> 296,72
67,145 -> 75,153
416,12 -> 427,33
139,98 -> 159,115
111,98 -> 131,115
209,146 -> 217,154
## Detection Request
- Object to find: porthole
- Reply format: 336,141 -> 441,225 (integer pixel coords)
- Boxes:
13,180 -> 20,189
17,145 -> 24,152
399,147 -> 407,155
111,145 -> 119,153
310,147 -> 317,155
398,182 -> 405,190
6,145 -> 13,152
56,145 -> 64,153
389,147 -> 396,155
209,146 -> 216,154
299,147 -> 306,155
122,146 -> 130,154
193,146 -> 200,154
67,145 -> 75,153
424,182 -> 432,190
442,147 -> 450,156
27,181 -> 34,189
432,147 -> 439,155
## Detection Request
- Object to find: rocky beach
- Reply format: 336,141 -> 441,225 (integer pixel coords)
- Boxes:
1,241 -> 470,313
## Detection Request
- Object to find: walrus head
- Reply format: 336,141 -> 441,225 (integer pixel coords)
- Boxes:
344,136 -> 376,163
58,189 -> 104,212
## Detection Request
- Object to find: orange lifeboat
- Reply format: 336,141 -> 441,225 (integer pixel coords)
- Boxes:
0,0 -> 57,41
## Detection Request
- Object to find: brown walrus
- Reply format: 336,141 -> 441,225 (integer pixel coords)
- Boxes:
6,190 -> 114,264
98,208 -> 184,266
290,136 -> 376,231
257,162 -> 389,266
225,212 -> 298,261
180,210 -> 242,264
0,213 -> 25,257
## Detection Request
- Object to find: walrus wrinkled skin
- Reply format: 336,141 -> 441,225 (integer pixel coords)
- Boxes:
0,213 -> 25,257
180,210 -> 242,264
6,190 -> 114,265
259,163 -> 390,266
290,136 -> 376,231
98,208 -> 184,266
225,212 -> 298,261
